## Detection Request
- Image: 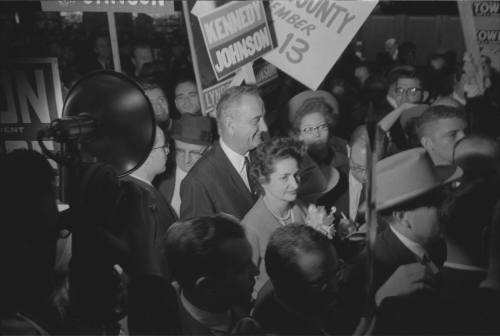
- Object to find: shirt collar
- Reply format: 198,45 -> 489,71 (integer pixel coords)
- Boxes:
389,224 -> 427,260
176,165 -> 188,180
129,173 -> 153,186
444,261 -> 487,273
180,291 -> 231,333
220,139 -> 247,175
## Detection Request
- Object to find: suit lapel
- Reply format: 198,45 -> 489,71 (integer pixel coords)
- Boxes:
212,142 -> 253,201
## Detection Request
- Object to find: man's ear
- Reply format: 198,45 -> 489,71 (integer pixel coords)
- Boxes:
224,116 -> 235,135
420,136 -> 432,151
423,90 -> 430,103
194,276 -> 217,295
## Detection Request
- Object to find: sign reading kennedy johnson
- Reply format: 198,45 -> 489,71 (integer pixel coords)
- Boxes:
197,1 -> 275,80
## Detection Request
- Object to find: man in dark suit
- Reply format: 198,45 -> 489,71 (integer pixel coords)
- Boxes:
122,126 -> 177,276
374,135 -> 500,335
369,148 -> 460,290
157,114 -> 213,217
180,85 -> 268,220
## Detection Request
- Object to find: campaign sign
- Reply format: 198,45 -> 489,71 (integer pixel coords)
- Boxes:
263,0 -> 377,90
475,1 -> 500,71
41,0 -> 174,15
0,58 -> 63,152
197,1 -> 275,80
202,60 -> 279,115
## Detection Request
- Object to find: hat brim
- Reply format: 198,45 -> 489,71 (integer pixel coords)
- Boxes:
171,134 -> 212,147
376,165 -> 462,211
360,165 -> 463,212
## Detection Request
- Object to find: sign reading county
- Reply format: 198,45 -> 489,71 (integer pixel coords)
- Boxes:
0,58 -> 62,152
197,1 -> 275,80
41,0 -> 174,15
263,0 -> 377,90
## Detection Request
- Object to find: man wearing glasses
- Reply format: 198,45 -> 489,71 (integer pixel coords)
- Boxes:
380,69 -> 429,152
123,126 -> 177,275
158,114 -> 214,217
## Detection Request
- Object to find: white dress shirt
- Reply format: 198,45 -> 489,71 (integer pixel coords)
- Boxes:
348,172 -> 363,221
219,139 -> 251,191
171,166 -> 187,217
389,224 -> 427,261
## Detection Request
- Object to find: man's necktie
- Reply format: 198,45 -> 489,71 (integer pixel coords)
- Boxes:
245,156 -> 258,201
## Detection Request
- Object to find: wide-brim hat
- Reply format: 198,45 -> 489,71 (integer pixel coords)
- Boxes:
400,104 -> 429,130
287,90 -> 339,124
375,148 -> 462,210
170,114 -> 214,146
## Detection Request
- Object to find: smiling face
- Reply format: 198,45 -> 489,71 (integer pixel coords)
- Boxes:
175,81 -> 201,115
261,157 -> 300,204
227,94 -> 268,155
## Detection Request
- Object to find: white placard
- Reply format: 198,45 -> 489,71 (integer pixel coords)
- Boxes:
263,0 -> 377,90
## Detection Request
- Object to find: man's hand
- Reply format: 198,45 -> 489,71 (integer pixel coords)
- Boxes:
375,263 -> 436,306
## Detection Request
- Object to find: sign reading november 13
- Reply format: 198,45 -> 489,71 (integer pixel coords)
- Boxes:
198,1 -> 275,80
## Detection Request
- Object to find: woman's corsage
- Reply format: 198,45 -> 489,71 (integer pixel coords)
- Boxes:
305,204 -> 336,239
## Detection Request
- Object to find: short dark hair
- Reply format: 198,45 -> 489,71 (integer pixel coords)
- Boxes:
250,137 -> 304,194
292,99 -> 336,134
165,214 -> 246,288
416,105 -> 467,139
265,224 -> 333,286
215,85 -> 263,124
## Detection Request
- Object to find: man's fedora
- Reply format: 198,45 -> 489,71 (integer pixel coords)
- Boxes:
375,148 -> 462,210
170,114 -> 214,146
287,90 -> 339,123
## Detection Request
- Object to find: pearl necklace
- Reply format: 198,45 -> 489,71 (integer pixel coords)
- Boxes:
263,198 -> 293,226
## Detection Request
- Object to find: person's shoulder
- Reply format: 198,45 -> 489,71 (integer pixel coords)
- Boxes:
241,199 -> 268,228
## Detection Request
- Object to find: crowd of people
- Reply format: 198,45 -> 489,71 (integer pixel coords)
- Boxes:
2,20 -> 500,335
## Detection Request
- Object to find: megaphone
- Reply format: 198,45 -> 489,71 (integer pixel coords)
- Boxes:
38,70 -> 156,177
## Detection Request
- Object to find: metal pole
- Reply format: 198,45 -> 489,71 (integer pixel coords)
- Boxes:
107,11 -> 122,72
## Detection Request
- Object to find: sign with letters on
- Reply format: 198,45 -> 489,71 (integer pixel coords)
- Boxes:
472,1 -> 500,71
197,0 -> 275,80
0,58 -> 63,152
41,0 -> 174,15
202,60 -> 278,115
263,0 -> 377,90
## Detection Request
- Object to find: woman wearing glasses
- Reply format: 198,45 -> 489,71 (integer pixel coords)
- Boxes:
290,98 -> 349,204
241,137 -> 307,297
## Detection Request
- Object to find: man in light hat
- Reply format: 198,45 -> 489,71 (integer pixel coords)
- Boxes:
369,148 -> 461,291
157,114 -> 214,217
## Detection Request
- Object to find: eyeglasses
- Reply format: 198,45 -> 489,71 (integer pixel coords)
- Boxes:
301,123 -> 329,136
394,87 -> 423,97
153,144 -> 170,155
